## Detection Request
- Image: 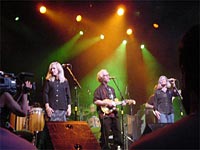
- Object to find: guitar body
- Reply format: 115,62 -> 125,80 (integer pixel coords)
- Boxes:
101,99 -> 136,115
101,99 -> 118,114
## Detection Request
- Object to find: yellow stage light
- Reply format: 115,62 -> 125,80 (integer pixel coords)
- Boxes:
117,8 -> 124,16
126,28 -> 132,35
76,15 -> 82,22
40,6 -> 46,14
153,23 -> 159,29
100,34 -> 104,40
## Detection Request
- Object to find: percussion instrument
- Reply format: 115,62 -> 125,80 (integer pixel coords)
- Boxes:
10,113 -> 28,131
87,116 -> 101,140
87,116 -> 101,128
28,107 -> 45,133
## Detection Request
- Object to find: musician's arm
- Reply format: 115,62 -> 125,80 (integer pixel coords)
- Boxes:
145,103 -> 154,109
94,100 -> 114,107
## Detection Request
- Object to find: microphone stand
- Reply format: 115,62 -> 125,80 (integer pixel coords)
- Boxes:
65,66 -> 81,121
173,85 -> 184,116
174,86 -> 183,100
110,78 -> 125,149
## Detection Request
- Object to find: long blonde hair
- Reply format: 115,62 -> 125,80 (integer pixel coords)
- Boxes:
158,75 -> 171,88
45,61 -> 66,83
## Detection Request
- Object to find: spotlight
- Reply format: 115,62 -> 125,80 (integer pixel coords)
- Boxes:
76,15 -> 82,22
100,34 -> 104,40
122,40 -> 127,45
79,31 -> 84,35
126,28 -> 132,35
15,17 -> 19,21
39,6 -> 46,14
117,7 -> 125,16
140,44 -> 145,49
153,23 -> 159,29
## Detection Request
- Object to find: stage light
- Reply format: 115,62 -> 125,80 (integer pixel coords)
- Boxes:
40,6 -> 46,14
117,7 -> 125,16
76,15 -> 82,22
122,40 -> 127,45
79,31 -> 84,35
141,44 -> 145,49
126,28 -> 132,35
153,23 -> 159,29
100,34 -> 104,40
15,17 -> 19,21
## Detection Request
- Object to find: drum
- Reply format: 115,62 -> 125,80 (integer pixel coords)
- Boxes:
87,116 -> 101,128
10,113 -> 28,131
87,116 -> 101,141
28,107 -> 44,133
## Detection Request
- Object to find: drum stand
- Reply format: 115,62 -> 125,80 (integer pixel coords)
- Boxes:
123,119 -> 134,150
32,130 -> 39,146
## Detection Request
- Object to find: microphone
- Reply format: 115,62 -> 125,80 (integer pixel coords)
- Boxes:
62,63 -> 72,69
109,76 -> 115,79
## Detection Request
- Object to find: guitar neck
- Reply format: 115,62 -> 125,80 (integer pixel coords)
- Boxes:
101,99 -> 136,115
115,101 -> 124,106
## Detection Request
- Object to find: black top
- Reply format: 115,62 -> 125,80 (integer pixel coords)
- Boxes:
154,88 -> 178,114
0,107 -> 10,129
93,84 -> 117,118
43,79 -> 71,110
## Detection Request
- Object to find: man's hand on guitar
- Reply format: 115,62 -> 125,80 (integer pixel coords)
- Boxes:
101,99 -> 136,114
103,99 -> 116,107
121,101 -> 126,106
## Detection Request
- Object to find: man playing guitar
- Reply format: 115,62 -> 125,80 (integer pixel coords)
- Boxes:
93,69 -> 135,150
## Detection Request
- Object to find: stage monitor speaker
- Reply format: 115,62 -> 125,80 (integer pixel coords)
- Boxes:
142,123 -> 172,136
47,121 -> 101,150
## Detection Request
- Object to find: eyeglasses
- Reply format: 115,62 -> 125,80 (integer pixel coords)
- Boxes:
103,74 -> 109,77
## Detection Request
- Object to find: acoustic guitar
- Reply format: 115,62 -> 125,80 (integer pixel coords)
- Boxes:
101,99 -> 136,115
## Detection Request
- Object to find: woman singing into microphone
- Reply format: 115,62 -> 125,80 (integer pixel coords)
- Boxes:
153,75 -> 179,123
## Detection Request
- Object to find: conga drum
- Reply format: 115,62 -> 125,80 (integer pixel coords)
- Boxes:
10,113 -> 28,131
10,113 -> 33,142
28,107 -> 45,133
